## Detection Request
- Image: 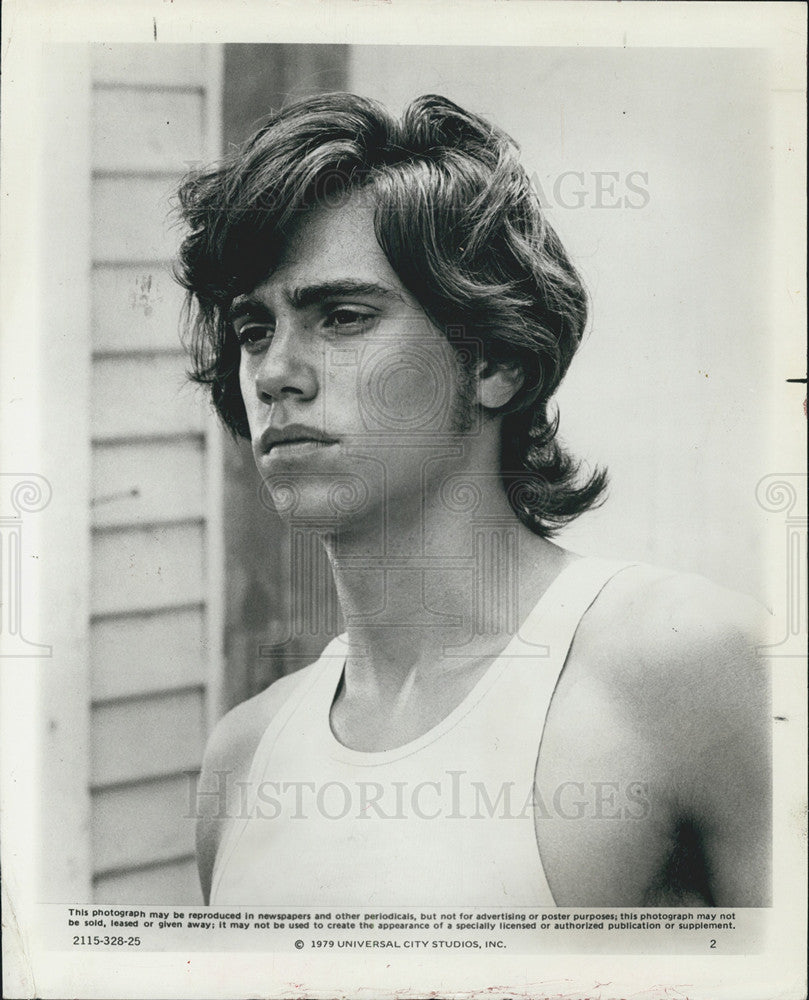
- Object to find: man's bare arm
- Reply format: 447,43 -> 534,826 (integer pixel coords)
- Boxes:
636,575 -> 772,906
194,671 -> 308,903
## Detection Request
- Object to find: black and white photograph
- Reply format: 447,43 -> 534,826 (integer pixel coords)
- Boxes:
1,2 -> 805,999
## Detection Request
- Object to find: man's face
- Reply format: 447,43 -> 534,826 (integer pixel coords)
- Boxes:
234,197 -> 479,532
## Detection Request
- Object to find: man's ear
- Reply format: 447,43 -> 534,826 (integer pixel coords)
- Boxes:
476,361 -> 524,411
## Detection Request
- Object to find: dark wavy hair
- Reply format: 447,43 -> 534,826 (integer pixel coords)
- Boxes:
174,92 -> 607,536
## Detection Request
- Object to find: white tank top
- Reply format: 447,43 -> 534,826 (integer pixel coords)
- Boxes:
210,556 -> 632,907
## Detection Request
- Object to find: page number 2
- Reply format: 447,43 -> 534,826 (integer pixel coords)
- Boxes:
709,939 -> 716,949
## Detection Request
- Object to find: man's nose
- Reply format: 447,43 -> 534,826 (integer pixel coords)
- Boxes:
253,326 -> 317,403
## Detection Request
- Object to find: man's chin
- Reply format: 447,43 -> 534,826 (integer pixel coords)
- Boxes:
259,471 -> 374,526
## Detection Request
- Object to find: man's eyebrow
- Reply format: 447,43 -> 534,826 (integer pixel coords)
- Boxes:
289,280 -> 405,309
227,297 -> 272,325
228,281 -> 404,322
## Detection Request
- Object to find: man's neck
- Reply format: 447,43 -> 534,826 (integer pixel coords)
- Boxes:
320,472 -> 568,701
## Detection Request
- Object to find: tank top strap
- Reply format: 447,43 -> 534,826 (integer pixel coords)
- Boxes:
517,555 -> 636,655
463,556 -> 636,789
252,633 -> 348,783
209,633 -> 347,899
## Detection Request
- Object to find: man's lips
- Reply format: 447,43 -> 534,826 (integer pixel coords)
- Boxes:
266,439 -> 337,459
259,424 -> 339,455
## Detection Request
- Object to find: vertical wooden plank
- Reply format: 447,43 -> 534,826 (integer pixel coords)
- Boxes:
221,43 -> 349,143
0,20 -> 45,933
36,47 -> 94,902
201,46 -> 227,732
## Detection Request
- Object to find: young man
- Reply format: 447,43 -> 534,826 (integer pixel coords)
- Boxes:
176,93 -> 770,908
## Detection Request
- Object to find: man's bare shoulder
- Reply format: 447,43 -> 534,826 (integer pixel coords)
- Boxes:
195,659 -> 320,901
202,660 -> 318,779
545,563 -> 771,905
575,561 -> 771,744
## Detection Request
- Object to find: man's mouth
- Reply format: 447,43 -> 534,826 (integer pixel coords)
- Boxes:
267,438 -> 337,457
259,425 -> 339,458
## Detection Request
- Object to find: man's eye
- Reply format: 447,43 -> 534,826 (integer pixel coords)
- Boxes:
324,309 -> 374,332
236,325 -> 272,347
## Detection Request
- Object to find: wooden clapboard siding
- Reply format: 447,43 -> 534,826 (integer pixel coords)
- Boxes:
92,266 -> 188,354
91,354 -> 204,440
91,605 -> 207,701
92,89 -> 204,174
92,774 -> 197,873
91,688 -> 205,787
88,44 -> 223,904
92,176 -> 181,262
91,522 -> 206,617
91,439 -> 205,529
93,857 -> 201,905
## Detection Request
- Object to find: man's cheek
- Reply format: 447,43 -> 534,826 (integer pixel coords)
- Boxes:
357,350 -> 455,433
319,369 -> 356,426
